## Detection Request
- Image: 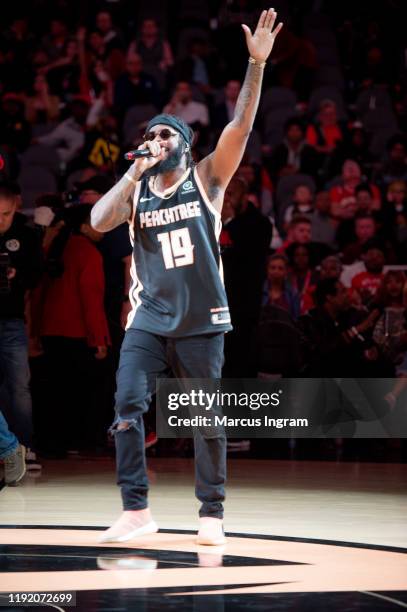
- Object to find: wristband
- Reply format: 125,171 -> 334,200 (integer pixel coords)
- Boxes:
249,56 -> 266,68
124,173 -> 138,186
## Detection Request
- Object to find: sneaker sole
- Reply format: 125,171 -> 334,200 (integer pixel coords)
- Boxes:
99,521 -> 159,543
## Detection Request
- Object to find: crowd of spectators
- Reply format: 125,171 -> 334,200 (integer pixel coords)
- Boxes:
0,0 -> 406,460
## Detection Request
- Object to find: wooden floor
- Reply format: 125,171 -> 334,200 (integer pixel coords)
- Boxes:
1,458 -> 406,611
1,458 -> 406,547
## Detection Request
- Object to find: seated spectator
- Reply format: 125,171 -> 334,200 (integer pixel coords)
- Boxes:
286,242 -> 317,314
267,118 -> 319,183
378,135 -> 407,187
212,80 -> 241,133
337,211 -> 377,254
299,278 -> 388,376
351,239 -> 386,307
84,28 -> 125,81
114,53 -> 159,123
36,96 -> 89,166
279,215 -> 311,252
40,205 -> 110,453
330,159 -> 381,210
311,191 -> 338,248
355,183 -> 378,212
338,121 -> 375,177
24,73 -> 60,126
381,180 -> 407,246
284,183 -> 314,226
128,18 -> 173,91
319,255 -> 343,281
262,254 -> 300,319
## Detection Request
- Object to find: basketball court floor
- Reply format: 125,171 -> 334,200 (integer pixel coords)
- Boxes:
1,458 -> 406,610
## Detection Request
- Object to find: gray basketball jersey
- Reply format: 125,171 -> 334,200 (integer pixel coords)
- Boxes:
126,166 -> 232,337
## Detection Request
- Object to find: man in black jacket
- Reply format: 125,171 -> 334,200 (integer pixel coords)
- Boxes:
0,184 -> 43,455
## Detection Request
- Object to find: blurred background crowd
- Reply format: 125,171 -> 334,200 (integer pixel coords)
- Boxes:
0,0 -> 406,464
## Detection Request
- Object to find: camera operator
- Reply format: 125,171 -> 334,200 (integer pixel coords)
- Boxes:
0,183 -> 43,461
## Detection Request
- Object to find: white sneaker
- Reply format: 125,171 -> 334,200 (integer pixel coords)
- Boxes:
99,511 -> 159,543
197,517 -> 226,546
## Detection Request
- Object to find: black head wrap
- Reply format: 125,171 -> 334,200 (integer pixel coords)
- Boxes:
146,114 -> 193,146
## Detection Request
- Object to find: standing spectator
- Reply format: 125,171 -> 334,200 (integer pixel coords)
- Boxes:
128,19 -> 174,91
42,18 -> 69,61
24,73 -> 60,126
95,10 -> 123,53
0,183 -> 43,467
373,271 -> 407,368
40,205 -> 110,454
40,39 -> 80,101
36,96 -> 90,166
306,99 -> 344,181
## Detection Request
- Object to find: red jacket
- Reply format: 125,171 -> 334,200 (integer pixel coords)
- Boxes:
41,234 -> 110,347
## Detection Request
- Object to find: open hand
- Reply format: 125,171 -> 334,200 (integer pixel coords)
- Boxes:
242,8 -> 283,63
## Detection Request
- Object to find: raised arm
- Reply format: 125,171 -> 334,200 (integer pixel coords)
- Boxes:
197,8 -> 282,210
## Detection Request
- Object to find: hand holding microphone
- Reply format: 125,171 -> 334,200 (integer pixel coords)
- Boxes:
124,140 -> 167,178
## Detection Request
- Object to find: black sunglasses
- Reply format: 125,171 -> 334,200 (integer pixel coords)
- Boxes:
143,129 -> 178,141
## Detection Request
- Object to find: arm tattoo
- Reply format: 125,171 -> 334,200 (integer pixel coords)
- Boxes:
90,174 -> 137,232
232,63 -> 263,131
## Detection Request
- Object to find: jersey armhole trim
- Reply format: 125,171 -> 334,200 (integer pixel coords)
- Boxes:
129,181 -> 142,227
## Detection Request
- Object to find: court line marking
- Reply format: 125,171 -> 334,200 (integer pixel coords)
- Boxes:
362,591 -> 407,608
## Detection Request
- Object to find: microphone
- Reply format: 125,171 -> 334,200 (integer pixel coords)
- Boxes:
124,149 -> 152,161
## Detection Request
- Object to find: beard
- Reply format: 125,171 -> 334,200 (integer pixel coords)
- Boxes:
145,143 -> 185,177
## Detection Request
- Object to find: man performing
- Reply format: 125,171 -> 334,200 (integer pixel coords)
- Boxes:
91,8 -> 282,546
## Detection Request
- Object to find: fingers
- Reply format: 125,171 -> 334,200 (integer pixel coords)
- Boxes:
256,9 -> 267,30
241,23 -> 252,44
139,140 -> 162,157
273,22 -> 284,37
265,8 -> 276,30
